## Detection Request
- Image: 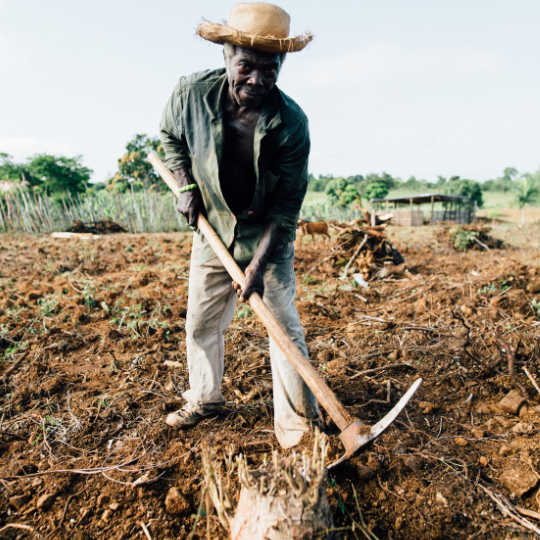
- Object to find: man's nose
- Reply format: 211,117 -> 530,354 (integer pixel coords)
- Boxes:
247,70 -> 265,87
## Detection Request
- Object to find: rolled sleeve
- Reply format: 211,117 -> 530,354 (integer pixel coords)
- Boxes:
263,118 -> 310,235
159,81 -> 192,172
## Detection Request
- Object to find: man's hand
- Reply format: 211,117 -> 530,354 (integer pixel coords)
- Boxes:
174,167 -> 202,227
232,220 -> 285,302
232,263 -> 264,302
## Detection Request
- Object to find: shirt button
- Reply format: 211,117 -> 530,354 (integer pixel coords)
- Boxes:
248,211 -> 255,217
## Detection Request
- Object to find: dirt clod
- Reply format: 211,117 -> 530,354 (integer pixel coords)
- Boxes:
499,463 -> 539,496
418,400 -> 438,413
356,465 -> 376,481
165,487 -> 189,515
499,390 -> 527,415
36,493 -> 56,510
9,494 -> 29,510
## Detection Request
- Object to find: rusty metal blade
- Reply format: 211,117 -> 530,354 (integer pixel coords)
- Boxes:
368,377 -> 422,440
328,378 -> 422,468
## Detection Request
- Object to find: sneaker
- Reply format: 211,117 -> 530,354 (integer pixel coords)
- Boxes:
165,407 -> 217,430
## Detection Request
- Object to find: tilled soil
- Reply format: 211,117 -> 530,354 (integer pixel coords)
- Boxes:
1,225 -> 540,539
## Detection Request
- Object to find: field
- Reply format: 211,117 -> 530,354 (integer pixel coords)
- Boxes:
2,223 -> 540,539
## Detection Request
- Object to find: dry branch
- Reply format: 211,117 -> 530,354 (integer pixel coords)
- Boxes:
494,329 -> 528,398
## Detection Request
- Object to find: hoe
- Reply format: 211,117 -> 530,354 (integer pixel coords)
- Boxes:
148,152 -> 422,467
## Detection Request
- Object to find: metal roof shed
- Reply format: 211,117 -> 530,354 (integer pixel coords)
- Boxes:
370,193 -> 474,226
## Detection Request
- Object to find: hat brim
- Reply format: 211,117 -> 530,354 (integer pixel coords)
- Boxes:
196,21 -> 312,53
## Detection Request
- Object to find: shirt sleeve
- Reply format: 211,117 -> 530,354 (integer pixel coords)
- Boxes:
263,117 -> 310,234
159,80 -> 192,172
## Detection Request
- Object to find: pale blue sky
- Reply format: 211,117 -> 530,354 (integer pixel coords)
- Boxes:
1,0 -> 539,183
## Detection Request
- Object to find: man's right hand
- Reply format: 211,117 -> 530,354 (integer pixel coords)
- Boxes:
174,167 -> 202,227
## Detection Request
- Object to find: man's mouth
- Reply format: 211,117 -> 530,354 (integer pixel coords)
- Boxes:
238,87 -> 264,97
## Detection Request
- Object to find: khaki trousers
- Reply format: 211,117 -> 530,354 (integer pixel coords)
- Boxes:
183,233 -> 319,449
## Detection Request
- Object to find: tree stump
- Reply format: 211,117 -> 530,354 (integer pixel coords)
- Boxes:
202,431 -> 339,539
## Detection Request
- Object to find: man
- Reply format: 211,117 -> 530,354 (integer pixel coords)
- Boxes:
159,2 -> 318,449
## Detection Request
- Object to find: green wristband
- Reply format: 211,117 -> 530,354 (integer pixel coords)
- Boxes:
178,183 -> 198,193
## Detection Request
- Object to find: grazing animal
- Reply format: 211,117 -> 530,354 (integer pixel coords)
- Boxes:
297,219 -> 330,241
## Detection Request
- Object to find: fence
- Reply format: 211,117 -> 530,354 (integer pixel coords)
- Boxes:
0,191 -> 369,235
0,188 -> 190,234
299,202 -> 365,223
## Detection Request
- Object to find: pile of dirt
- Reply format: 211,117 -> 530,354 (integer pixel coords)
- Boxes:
67,218 -> 128,234
435,223 -> 503,251
312,221 -> 405,280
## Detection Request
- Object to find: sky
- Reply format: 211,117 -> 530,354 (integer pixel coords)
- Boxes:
0,0 -> 539,184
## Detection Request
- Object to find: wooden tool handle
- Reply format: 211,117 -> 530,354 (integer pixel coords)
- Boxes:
147,152 -> 352,431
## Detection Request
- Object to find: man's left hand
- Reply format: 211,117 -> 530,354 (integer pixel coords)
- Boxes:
233,264 -> 264,302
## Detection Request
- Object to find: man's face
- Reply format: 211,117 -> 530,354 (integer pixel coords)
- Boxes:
226,47 -> 282,108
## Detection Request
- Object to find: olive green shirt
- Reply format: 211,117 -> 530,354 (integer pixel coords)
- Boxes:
159,68 -> 310,266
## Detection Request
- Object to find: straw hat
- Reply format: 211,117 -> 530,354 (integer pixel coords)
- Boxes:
196,3 -> 312,53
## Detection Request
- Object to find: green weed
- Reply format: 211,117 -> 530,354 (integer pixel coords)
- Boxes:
478,284 -> 497,295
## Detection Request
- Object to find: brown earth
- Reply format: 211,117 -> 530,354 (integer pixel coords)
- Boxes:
1,223 -> 540,539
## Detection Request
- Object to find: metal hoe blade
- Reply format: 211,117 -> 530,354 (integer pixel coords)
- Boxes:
328,378 -> 423,468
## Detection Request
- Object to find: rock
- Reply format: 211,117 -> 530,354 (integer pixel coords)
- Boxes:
435,492 -> 449,507
519,406 -> 529,418
404,456 -> 419,472
109,501 -> 120,511
511,422 -> 533,434
356,465 -> 375,481
97,494 -> 110,507
165,487 -> 189,515
471,428 -> 484,439
499,390 -> 527,415
101,509 -> 112,522
479,456 -> 488,466
37,493 -> 56,510
499,445 -> 513,457
418,401 -> 438,414
500,463 -> 539,496
476,403 -> 491,414
454,437 -> 468,446
316,350 -> 332,363
79,507 -> 92,524
9,494 -> 29,510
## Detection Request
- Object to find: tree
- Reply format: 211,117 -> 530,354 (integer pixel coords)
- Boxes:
25,154 -> 91,197
364,182 -> 389,201
443,177 -> 483,207
325,178 -> 360,206
514,179 -> 539,226
481,167 -> 519,193
0,153 -> 34,187
307,173 -> 331,192
109,134 -> 165,192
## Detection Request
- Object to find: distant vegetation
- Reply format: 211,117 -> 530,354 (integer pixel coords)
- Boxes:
0,152 -> 91,199
307,166 -> 540,210
1,132 -> 539,232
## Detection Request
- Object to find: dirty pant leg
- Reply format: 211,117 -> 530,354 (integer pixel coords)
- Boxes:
183,234 -> 237,415
263,244 -> 319,449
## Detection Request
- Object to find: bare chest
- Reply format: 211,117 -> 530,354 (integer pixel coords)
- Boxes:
222,112 -> 259,163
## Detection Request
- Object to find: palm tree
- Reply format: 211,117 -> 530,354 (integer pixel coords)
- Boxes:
514,178 -> 539,226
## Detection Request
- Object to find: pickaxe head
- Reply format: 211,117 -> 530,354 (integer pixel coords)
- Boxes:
328,378 -> 423,468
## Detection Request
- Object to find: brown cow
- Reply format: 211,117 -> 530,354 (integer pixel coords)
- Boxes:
297,219 -> 330,241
